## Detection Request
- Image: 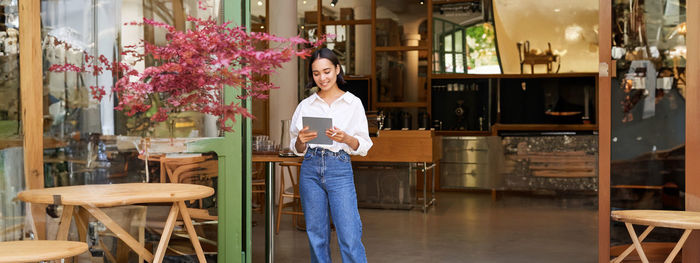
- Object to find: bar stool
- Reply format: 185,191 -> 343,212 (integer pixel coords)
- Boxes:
276,162 -> 303,234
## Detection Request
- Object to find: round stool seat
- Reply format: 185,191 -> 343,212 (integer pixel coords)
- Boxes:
0,240 -> 88,263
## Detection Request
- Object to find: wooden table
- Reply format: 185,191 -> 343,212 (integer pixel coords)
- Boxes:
0,240 -> 88,263
17,183 -> 215,263
611,210 -> 700,263
252,154 -> 302,263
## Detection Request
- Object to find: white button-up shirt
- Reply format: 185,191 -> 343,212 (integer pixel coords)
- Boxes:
289,92 -> 373,156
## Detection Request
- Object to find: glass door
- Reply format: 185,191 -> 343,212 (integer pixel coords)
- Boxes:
606,0 -> 687,260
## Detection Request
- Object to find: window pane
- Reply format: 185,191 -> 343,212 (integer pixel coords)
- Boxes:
0,0 -> 24,241
445,53 -> 454,73
609,0 -> 686,249
445,35 -> 453,52
455,30 -> 463,52
466,23 -> 500,74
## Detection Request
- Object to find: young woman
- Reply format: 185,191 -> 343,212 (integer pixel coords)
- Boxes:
289,48 -> 372,263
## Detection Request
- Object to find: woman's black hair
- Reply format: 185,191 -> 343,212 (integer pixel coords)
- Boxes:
305,47 -> 346,90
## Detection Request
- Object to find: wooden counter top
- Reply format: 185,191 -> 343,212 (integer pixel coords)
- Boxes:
252,130 -> 442,164
353,130 -> 442,163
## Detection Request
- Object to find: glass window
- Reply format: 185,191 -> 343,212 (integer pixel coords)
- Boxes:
609,0 -> 686,252
0,0 -> 25,242
465,23 -> 500,74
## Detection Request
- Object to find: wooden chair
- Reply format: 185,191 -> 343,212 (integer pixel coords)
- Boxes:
170,158 -> 219,221
276,162 -> 304,234
252,162 -> 266,213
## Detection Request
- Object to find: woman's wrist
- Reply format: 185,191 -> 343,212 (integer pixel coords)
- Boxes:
295,138 -> 306,152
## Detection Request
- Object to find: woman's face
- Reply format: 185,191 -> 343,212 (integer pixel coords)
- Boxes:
311,58 -> 340,91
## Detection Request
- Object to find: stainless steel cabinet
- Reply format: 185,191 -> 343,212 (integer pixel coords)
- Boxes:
440,136 -> 504,189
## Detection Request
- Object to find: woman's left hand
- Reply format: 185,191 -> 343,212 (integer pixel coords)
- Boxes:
326,126 -> 360,151
326,126 -> 351,144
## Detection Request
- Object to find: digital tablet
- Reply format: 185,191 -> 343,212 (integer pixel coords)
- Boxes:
302,116 -> 333,145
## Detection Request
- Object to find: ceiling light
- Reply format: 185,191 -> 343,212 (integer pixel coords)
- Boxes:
303,0 -> 307,3
257,1 -> 263,6
420,1 -> 424,4
331,0 -> 338,7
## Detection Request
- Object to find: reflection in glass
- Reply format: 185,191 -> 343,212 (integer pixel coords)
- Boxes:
610,0 -> 686,250
39,0 -> 222,187
0,0 -> 25,242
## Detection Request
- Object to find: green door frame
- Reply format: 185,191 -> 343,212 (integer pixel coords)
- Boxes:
188,1 -> 252,262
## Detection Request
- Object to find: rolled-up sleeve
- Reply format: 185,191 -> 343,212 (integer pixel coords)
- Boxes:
289,103 -> 305,156
347,100 -> 373,156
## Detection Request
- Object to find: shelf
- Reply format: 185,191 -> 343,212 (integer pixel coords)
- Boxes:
431,72 -> 599,79
344,75 -> 371,80
493,124 -> 598,132
375,46 -> 429,52
375,102 -> 428,108
435,131 -> 492,136
321,19 -> 372,25
432,0 -> 481,4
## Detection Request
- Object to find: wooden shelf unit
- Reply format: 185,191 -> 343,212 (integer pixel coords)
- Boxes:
432,72 -> 599,79
309,0 -> 599,134
375,102 -> 428,108
493,124 -> 598,132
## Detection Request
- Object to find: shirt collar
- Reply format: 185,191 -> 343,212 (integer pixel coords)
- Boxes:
311,91 -> 353,104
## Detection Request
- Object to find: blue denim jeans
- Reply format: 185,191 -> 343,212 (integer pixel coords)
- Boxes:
300,148 -> 367,263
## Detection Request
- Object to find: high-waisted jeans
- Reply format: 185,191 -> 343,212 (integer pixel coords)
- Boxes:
300,148 -> 367,263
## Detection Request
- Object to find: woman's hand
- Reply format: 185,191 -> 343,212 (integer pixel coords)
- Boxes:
295,126 -> 317,153
326,126 -> 359,150
298,126 -> 318,143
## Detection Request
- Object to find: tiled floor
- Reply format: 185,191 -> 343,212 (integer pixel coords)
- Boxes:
252,192 -> 598,262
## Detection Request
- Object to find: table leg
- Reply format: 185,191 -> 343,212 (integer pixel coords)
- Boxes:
178,201 -> 207,263
266,162 -> 276,263
431,162 -> 436,205
57,205 -> 74,240
625,222 -> 650,263
423,162 -> 427,213
611,225 -> 654,263
153,203 -> 180,263
73,207 -> 89,242
664,229 -> 692,263
83,205 -> 156,263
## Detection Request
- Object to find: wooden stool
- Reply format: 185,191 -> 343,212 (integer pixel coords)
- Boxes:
252,162 -> 267,213
0,240 -> 88,263
276,162 -> 303,234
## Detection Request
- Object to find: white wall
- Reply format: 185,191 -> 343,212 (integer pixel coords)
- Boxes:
269,0 -> 298,148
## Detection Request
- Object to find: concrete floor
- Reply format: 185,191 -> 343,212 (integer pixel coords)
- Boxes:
252,192 -> 598,262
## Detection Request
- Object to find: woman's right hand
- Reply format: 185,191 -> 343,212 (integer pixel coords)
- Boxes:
297,126 -> 318,144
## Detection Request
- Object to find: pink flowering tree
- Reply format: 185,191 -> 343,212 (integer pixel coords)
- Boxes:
50,12 -> 323,133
